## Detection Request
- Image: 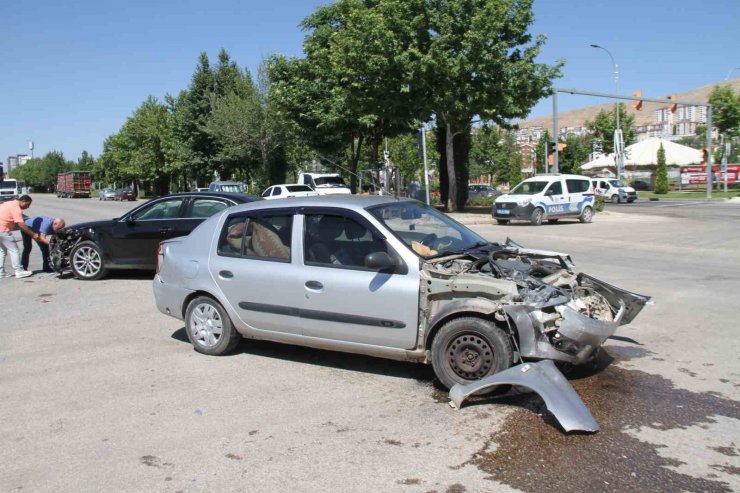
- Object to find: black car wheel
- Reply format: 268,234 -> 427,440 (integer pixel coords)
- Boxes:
530,207 -> 544,226
431,317 -> 514,392
185,296 -> 240,355
70,240 -> 108,280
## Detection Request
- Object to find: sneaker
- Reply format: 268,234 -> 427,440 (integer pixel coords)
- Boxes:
15,270 -> 33,279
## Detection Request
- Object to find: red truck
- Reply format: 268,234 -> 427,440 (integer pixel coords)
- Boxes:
57,171 -> 92,198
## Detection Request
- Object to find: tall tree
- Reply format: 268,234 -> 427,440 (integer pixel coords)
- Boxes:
558,135 -> 589,175
421,0 -> 562,210
654,143 -> 668,194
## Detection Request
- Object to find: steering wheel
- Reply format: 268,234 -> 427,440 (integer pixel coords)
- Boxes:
420,233 -> 438,248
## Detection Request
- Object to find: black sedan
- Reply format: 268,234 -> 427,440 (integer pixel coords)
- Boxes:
50,192 -> 260,280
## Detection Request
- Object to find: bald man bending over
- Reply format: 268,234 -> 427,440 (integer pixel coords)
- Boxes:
22,215 -> 66,273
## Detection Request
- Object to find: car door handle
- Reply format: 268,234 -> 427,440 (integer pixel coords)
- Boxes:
159,227 -> 173,234
219,270 -> 234,279
305,280 -> 323,290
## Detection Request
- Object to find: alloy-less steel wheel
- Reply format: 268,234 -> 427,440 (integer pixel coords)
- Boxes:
185,296 -> 240,356
580,206 -> 594,223
431,317 -> 514,393
530,207 -> 544,226
611,194 -> 620,204
70,241 -> 108,280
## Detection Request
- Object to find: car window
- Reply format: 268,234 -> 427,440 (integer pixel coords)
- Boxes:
261,187 -> 272,198
190,198 -> 229,218
219,216 -> 247,255
566,179 -> 590,193
304,213 -> 387,269
286,185 -> 313,193
547,181 -> 563,195
599,181 -> 608,189
132,198 -> 185,220
272,187 -> 282,196
244,215 -> 292,261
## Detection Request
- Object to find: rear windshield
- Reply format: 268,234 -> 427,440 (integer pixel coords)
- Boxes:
217,184 -> 242,192
314,176 -> 346,187
509,181 -> 549,195
286,185 -> 314,192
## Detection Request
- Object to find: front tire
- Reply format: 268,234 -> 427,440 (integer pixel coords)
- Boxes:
580,206 -> 594,223
70,240 -> 108,280
431,317 -> 514,392
530,207 -> 544,226
185,296 -> 240,355
611,194 -> 620,204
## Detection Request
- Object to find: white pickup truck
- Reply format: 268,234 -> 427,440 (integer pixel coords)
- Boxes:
297,172 -> 351,195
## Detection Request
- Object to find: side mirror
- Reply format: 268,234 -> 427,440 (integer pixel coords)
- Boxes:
125,215 -> 136,225
365,252 -> 396,271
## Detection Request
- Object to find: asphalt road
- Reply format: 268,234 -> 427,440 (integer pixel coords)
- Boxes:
1,194 -> 738,492
605,197 -> 740,221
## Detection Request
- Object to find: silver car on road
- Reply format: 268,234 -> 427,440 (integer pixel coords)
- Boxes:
153,196 -> 649,390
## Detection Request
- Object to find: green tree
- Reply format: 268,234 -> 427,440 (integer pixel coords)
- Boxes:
421,0 -> 562,210
709,85 -> 740,139
586,104 -> 636,153
535,130 -> 552,174
559,135 -> 590,174
654,143 -> 668,194
470,126 -> 506,183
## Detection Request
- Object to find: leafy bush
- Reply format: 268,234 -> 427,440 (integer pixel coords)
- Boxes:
595,195 -> 605,212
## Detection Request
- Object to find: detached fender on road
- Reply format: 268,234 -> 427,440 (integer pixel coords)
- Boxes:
448,360 -> 599,433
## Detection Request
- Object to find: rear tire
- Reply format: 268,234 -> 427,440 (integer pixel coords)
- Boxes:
431,317 -> 514,393
185,296 -> 240,355
530,208 -> 544,226
580,206 -> 594,223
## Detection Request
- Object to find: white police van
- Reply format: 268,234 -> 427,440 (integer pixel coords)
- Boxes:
590,178 -> 638,203
492,174 -> 595,226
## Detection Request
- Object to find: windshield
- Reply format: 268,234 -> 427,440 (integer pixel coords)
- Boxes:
0,179 -> 18,188
509,180 -> 549,195
609,180 -> 626,187
368,201 -> 487,259
314,176 -> 346,187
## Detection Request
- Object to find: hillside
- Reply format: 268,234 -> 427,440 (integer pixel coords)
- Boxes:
516,78 -> 740,129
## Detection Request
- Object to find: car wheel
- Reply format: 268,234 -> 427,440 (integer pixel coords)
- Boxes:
548,219 -> 559,224
580,206 -> 594,223
530,207 -> 544,226
496,219 -> 509,225
70,240 -> 108,280
611,194 -> 619,204
431,317 -> 514,392
185,296 -> 240,356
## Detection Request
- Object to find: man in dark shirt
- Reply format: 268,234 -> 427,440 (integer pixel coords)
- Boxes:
21,216 -> 65,273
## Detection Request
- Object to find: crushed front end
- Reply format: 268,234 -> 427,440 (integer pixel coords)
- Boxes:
422,239 -> 650,366
49,228 -> 85,273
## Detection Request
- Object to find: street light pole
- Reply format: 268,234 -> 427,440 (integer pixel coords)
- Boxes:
591,44 -> 623,179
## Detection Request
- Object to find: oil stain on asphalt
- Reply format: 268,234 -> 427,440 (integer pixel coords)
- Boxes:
463,348 -> 740,493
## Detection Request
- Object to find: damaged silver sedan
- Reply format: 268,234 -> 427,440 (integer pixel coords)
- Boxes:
154,196 -> 649,429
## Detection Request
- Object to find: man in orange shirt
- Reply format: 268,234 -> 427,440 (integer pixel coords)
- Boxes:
0,195 -> 38,279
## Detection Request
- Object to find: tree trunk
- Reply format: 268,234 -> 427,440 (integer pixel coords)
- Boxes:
445,125 -> 457,211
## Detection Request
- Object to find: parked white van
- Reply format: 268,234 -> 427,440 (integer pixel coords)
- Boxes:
492,174 -> 595,225
590,178 -> 638,203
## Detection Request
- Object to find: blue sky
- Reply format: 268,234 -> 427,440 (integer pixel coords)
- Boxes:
1,0 -> 738,165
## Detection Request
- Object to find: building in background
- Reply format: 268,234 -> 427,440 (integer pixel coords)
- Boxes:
5,154 -> 30,174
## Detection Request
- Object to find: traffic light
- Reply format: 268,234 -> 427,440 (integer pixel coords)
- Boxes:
668,95 -> 677,113
557,143 -> 567,152
632,90 -> 643,111
547,141 -> 556,166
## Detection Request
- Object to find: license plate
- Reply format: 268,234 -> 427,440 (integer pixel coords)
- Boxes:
496,209 -> 510,215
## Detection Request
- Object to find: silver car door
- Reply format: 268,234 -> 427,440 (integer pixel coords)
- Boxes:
210,212 -> 304,335
298,210 -> 419,349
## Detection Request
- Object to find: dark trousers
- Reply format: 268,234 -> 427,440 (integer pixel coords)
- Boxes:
21,231 -> 50,271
